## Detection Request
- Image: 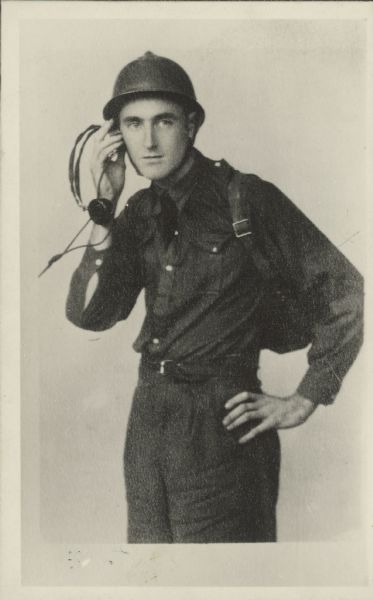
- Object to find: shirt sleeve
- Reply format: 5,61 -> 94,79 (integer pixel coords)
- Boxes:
65,201 -> 143,331
256,178 -> 364,405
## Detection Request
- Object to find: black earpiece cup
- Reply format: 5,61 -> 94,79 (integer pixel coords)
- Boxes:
88,198 -> 114,225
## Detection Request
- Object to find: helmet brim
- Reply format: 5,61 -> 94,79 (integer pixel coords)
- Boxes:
103,90 -> 205,127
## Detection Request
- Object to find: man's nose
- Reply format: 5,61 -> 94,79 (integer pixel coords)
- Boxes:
143,124 -> 157,150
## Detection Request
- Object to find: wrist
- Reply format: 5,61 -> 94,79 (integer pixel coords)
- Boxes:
288,392 -> 317,418
289,391 -> 314,405
90,167 -> 115,201
88,223 -> 112,250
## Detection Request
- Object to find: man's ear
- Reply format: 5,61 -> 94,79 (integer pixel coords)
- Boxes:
187,111 -> 197,141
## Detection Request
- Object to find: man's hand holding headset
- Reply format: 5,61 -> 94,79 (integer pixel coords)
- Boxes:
89,119 -> 126,203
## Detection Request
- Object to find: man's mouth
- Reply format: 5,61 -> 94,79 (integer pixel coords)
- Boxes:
143,155 -> 163,160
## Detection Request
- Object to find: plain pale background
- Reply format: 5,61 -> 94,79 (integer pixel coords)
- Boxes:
17,12 -> 368,587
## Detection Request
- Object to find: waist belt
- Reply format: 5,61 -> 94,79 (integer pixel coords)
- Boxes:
140,353 -> 259,384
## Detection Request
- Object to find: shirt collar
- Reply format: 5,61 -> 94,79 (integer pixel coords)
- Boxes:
150,149 -> 204,215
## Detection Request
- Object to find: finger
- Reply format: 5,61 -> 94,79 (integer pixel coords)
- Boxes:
225,409 -> 262,430
222,401 -> 258,426
238,416 -> 276,444
108,125 -> 121,135
103,137 -> 124,149
97,140 -> 125,161
224,391 -> 260,410
112,145 -> 126,164
106,130 -> 123,139
107,144 -> 127,163
108,149 -> 119,162
97,135 -> 124,152
97,119 -> 114,141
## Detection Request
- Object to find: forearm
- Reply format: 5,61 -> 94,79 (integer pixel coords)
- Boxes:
65,245 -> 117,331
66,216 -> 142,331
88,223 -> 112,250
296,277 -> 363,404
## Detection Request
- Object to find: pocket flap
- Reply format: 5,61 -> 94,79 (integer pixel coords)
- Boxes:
192,233 -> 233,254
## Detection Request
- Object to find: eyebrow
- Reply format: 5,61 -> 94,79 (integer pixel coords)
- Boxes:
121,111 -> 180,124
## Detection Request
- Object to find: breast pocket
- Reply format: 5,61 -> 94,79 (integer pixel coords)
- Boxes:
176,232 -> 235,296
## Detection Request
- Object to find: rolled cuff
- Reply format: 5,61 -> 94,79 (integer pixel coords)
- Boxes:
296,367 -> 341,405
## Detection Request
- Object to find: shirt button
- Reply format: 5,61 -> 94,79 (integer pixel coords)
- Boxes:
95,258 -> 103,266
165,265 -> 173,272
174,230 -> 179,236
212,246 -> 218,253
152,338 -> 160,345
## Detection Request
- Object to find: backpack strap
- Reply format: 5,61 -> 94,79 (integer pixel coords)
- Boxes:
227,170 -> 273,280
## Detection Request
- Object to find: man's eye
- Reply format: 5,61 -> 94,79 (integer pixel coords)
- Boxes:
127,122 -> 141,129
158,119 -> 173,128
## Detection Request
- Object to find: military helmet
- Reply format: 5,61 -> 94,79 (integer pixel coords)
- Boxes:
103,51 -> 205,127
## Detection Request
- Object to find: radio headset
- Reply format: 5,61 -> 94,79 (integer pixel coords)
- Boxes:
38,125 -> 118,277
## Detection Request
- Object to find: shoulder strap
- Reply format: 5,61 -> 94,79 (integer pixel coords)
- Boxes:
227,171 -> 273,280
227,171 -> 254,238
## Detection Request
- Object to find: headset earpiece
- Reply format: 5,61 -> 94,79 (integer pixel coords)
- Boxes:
88,198 -> 115,226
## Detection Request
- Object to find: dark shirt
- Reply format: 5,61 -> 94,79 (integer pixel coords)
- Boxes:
66,150 -> 363,405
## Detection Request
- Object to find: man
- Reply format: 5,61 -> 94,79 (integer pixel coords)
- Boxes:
66,51 -> 363,543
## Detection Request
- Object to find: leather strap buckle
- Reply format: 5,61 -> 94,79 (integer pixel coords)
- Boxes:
232,219 -> 252,238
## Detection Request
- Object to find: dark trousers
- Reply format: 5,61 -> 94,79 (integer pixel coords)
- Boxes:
124,364 -> 280,543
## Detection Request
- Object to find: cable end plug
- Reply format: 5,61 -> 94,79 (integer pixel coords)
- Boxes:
38,253 -> 64,278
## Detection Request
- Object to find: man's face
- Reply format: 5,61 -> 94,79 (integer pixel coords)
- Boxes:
118,97 -> 195,181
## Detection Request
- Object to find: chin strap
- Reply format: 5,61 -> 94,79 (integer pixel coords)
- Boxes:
39,125 -> 116,278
